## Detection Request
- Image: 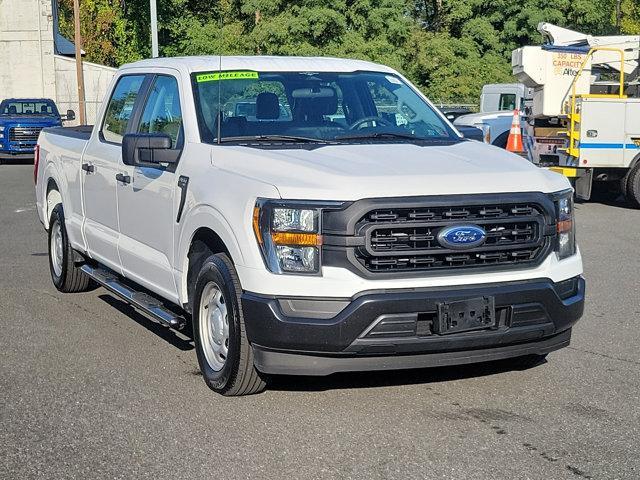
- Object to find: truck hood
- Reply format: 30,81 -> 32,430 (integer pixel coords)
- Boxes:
454,111 -> 512,126
213,140 -> 570,200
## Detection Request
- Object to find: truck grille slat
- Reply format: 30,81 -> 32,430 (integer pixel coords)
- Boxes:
9,127 -> 43,143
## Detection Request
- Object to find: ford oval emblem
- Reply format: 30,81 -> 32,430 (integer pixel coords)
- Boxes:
437,225 -> 487,249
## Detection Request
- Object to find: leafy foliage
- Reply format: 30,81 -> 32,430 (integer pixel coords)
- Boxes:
58,0 -> 639,102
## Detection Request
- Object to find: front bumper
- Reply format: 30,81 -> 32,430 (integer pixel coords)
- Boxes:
242,276 -> 585,375
0,150 -> 35,159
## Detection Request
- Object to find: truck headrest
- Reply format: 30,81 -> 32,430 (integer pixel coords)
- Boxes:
256,92 -> 280,120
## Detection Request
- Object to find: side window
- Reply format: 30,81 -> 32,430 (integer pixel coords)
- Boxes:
101,75 -> 145,144
498,93 -> 516,111
138,75 -> 183,148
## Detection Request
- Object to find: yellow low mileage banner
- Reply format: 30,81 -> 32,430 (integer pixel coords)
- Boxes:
196,71 -> 259,82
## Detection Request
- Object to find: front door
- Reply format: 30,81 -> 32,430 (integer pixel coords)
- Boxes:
116,74 -> 184,302
83,74 -> 147,272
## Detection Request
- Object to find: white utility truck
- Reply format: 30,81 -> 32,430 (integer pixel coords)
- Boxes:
453,83 -> 530,148
455,81 -> 558,161
513,23 -> 640,205
35,56 -> 584,396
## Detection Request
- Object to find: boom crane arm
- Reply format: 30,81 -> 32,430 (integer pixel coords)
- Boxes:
538,22 -> 639,75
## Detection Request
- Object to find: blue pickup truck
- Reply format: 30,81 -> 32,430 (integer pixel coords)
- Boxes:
0,98 -> 74,161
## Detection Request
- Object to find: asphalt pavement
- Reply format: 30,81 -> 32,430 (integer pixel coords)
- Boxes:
1,163 -> 639,479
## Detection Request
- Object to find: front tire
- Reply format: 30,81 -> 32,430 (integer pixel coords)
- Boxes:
48,204 -> 93,293
192,253 -> 266,396
624,163 -> 640,208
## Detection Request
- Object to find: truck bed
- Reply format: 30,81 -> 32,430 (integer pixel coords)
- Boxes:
43,125 -> 94,141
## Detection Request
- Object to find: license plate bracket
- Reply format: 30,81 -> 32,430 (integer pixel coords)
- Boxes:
434,296 -> 495,335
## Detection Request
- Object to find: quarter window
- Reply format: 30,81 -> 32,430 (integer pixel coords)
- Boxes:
101,75 -> 145,144
138,76 -> 183,148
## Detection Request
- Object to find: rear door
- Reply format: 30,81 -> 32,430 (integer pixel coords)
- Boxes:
82,74 -> 148,272
116,73 -> 185,301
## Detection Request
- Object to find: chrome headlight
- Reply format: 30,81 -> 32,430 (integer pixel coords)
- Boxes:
0,126 -> 4,138
554,191 -> 576,260
253,200 -> 341,275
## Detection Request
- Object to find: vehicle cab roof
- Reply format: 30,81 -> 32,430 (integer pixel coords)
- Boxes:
1,98 -> 55,102
119,55 -> 399,76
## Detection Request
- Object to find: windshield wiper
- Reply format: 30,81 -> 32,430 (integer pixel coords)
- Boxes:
335,131 -> 429,141
219,135 -> 335,144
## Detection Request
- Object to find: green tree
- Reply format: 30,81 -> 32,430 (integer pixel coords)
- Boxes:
619,0 -> 640,33
58,0 -> 145,66
57,0 -> 638,102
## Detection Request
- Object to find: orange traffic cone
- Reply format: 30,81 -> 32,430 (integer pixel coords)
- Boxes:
506,109 -> 524,153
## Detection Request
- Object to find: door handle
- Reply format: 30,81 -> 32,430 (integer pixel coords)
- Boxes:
115,173 -> 131,184
176,176 -> 189,223
81,163 -> 95,173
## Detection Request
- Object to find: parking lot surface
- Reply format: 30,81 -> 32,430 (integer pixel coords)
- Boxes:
1,164 -> 639,479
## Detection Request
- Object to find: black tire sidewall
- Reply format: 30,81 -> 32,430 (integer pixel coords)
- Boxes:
192,255 -> 242,392
48,205 -> 68,290
627,163 -> 640,207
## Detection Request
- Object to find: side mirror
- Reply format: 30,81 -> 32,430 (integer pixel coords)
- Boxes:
122,133 -> 179,167
65,109 -> 76,121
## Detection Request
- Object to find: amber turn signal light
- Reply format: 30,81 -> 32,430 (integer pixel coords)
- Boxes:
271,232 -> 322,246
557,219 -> 573,233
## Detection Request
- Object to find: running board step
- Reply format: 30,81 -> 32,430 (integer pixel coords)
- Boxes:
81,264 -> 186,330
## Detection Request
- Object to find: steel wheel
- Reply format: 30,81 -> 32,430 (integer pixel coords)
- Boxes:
198,281 -> 229,372
50,219 -> 64,278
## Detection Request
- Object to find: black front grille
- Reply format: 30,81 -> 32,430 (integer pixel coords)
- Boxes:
357,203 -> 547,273
322,195 -> 556,278
9,127 -> 43,143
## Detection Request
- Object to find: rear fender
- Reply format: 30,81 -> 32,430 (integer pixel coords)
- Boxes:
41,157 -> 66,229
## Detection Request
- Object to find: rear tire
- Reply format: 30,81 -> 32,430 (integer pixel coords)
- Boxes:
48,204 -> 93,293
192,253 -> 266,396
624,163 -> 640,208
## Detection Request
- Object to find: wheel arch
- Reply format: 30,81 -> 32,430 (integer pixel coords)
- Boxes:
41,155 -> 66,230
45,177 -> 63,229
629,151 -> 640,171
177,206 -> 246,310
492,130 -> 510,149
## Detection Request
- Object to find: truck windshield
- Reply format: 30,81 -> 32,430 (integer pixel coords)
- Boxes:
192,70 -> 457,144
0,100 -> 58,117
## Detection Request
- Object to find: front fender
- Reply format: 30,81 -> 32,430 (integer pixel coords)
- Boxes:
175,204 -> 245,305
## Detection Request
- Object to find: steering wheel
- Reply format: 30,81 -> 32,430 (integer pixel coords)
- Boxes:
348,116 -> 393,130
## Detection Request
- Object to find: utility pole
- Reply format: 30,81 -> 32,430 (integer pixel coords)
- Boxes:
255,10 -> 261,54
73,0 -> 86,124
150,0 -> 159,57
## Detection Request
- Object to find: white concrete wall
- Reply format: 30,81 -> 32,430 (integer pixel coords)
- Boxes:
0,0 -> 116,124
55,56 -> 116,124
0,0 -> 56,99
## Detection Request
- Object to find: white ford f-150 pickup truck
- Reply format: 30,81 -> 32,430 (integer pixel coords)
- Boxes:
35,56 -> 584,396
